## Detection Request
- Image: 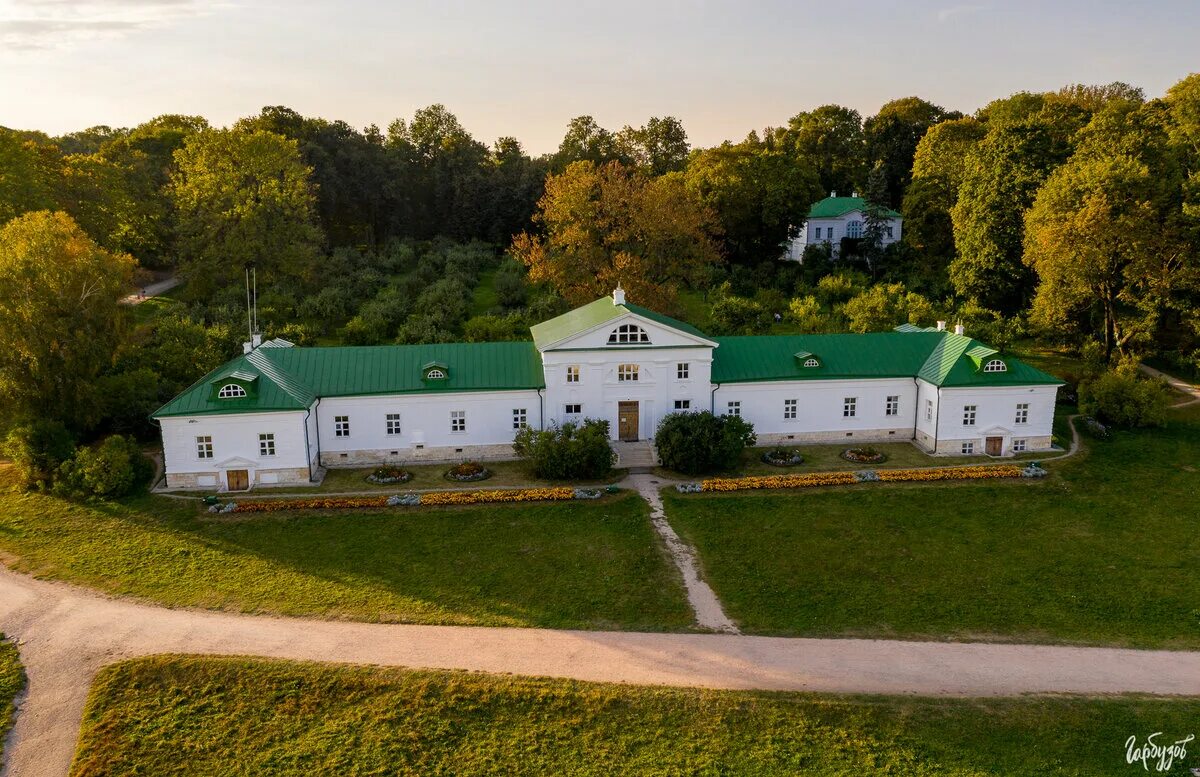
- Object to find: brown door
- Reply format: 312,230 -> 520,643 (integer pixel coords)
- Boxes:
985,437 -> 1003,456
226,469 -> 249,491
618,401 -> 639,441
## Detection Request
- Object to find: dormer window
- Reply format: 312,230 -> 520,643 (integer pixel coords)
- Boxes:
217,384 -> 247,398
803,358 -> 820,368
983,359 -> 1007,373
425,368 -> 446,379
422,361 -> 449,381
608,324 -> 650,345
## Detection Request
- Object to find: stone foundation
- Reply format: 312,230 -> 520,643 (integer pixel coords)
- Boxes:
758,427 -> 915,446
164,467 -> 312,491
320,443 -> 518,468
931,435 -> 1054,456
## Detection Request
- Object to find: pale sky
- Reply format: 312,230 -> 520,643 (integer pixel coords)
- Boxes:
2,0 -> 1197,154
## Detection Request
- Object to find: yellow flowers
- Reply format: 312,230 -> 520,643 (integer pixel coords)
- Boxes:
232,496 -> 389,513
229,486 -> 579,513
420,487 -> 576,505
700,465 -> 1028,493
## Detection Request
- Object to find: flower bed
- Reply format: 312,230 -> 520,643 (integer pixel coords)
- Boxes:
420,487 -> 575,505
695,464 -> 1043,493
761,447 -> 804,467
227,495 -> 390,513
444,461 -> 491,482
366,466 -> 412,485
216,486 -> 582,513
701,471 -> 859,492
841,447 -> 887,464
876,465 -> 1024,483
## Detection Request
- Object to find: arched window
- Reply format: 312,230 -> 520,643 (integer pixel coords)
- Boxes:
846,220 -> 863,239
425,368 -> 446,380
217,384 -> 247,398
803,358 -> 820,368
608,324 -> 651,344
983,359 -> 1007,373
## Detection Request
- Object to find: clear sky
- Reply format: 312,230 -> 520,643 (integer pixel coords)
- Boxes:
2,0 -> 1197,154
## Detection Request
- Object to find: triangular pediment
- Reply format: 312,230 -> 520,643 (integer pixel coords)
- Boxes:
531,296 -> 716,351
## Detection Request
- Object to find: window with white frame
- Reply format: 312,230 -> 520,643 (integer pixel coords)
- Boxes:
962,405 -> 976,426
676,362 -> 689,380
217,384 -> 246,398
259,433 -> 275,457
386,413 -> 401,435
618,363 -> 639,382
674,399 -> 691,410
607,324 -> 650,344
425,368 -> 446,380
726,401 -> 741,417
803,358 -> 820,368
564,403 -> 582,416
512,408 -> 527,429
961,441 -> 974,455
925,398 -> 933,421
1015,403 -> 1029,425
1012,438 -> 1027,452
334,416 -> 350,437
843,397 -> 857,418
885,226 -> 894,239
450,410 -> 466,433
813,227 -> 822,240
983,359 -> 1007,373
566,365 -> 580,383
847,220 -> 863,239
886,395 -> 899,416
196,435 -> 213,459
784,398 -> 797,419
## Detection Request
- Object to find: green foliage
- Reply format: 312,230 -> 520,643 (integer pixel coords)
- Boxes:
513,420 -> 617,480
775,104 -> 867,196
709,295 -> 771,335
1078,369 -> 1171,428
786,295 -> 826,332
0,634 -> 21,764
655,411 -> 757,475
863,96 -> 958,206
815,272 -> 867,306
842,283 -> 933,333
55,435 -> 152,498
2,418 -> 76,490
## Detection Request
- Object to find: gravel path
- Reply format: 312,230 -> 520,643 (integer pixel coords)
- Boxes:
4,565 -> 1200,777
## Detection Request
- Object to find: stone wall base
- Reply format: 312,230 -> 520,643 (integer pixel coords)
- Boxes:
164,467 -> 312,491
759,427 -> 915,446
931,435 -> 1054,456
321,443 -> 518,468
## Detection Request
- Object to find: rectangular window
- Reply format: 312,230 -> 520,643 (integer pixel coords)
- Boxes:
843,397 -> 857,418
1015,403 -> 1029,425
1013,438 -> 1027,452
674,400 -> 691,411
386,413 -> 401,436
676,362 -> 689,380
564,403 -> 582,416
450,410 -> 466,433
726,401 -> 741,417
885,226 -> 894,239
961,441 -> 974,455
925,398 -> 933,422
618,363 -> 639,382
962,405 -> 977,426
196,435 -> 213,459
784,398 -> 797,419
512,408 -> 527,429
815,227 -> 823,240
566,365 -> 580,384
334,416 -> 350,437
886,395 -> 899,416
258,433 -> 275,457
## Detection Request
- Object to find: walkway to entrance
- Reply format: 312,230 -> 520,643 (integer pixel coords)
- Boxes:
610,440 -> 656,470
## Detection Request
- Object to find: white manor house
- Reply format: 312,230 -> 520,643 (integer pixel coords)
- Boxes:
154,287 -> 1062,491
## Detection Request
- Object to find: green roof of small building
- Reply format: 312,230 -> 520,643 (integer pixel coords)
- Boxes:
530,294 -> 709,349
808,196 -> 902,220
153,341 -> 545,418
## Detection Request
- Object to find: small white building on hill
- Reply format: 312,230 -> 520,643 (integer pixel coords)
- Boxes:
154,288 -> 1061,491
783,193 -> 903,261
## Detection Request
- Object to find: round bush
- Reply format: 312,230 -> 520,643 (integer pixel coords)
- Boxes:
654,411 -> 757,476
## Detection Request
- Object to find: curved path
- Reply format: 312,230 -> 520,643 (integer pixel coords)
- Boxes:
3,565 -> 1200,777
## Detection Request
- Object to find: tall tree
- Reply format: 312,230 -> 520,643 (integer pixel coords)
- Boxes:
170,129 -> 323,299
0,211 -> 133,430
775,105 -> 866,196
551,116 -> 626,171
0,128 -> 59,226
511,161 -> 720,307
863,96 -> 958,206
616,116 -> 690,175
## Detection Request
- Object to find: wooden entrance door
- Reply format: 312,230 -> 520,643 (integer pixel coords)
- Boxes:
985,437 -> 1003,456
618,402 -> 639,441
226,469 -> 249,491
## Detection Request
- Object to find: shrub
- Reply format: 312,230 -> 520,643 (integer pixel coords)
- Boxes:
654,411 -> 757,476
2,419 -> 76,490
1078,370 -> 1171,428
445,461 -> 491,482
513,420 -> 616,480
710,296 -> 771,335
54,435 -> 152,498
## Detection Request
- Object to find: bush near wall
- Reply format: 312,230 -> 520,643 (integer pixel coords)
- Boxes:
655,412 -> 757,476
513,419 -> 616,480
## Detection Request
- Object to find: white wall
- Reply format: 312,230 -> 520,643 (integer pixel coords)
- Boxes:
934,385 -> 1058,453
789,210 -> 902,261
315,389 -> 542,454
714,378 -> 918,438
160,410 -> 310,486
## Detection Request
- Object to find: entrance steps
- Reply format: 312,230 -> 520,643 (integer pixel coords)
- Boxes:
611,441 -> 658,472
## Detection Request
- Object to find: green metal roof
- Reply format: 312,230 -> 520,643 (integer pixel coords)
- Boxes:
808,196 -> 902,220
530,295 -> 710,350
712,331 -> 1061,388
153,341 -> 545,418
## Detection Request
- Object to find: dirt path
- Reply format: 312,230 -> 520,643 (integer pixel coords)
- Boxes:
4,566 -> 1200,777
120,275 -> 180,305
1139,363 -> 1200,407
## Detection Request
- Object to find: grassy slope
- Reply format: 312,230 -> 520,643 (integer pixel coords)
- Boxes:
0,636 -> 22,765
665,404 -> 1200,647
0,488 -> 690,631
72,656 -> 1200,777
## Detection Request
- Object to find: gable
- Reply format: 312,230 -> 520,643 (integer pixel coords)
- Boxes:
531,296 -> 715,351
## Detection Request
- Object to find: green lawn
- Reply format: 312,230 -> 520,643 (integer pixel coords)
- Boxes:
665,404 -> 1200,647
0,635 -> 22,765
262,459 -> 626,495
469,269 -> 499,316
0,486 -> 690,630
72,656 -> 1200,777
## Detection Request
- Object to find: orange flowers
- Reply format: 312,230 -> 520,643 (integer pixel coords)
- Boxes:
420,487 -> 575,505
228,487 -> 579,513
232,495 -> 389,513
699,465 -> 1031,493
701,472 -> 858,492
876,465 -> 1024,483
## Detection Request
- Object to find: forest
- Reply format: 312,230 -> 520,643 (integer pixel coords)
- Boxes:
1,74 -> 1198,473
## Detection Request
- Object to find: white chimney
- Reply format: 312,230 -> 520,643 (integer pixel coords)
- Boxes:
242,341 -> 253,354
954,323 -> 965,336
936,321 -> 946,332
851,190 -> 859,198
830,190 -> 837,198
612,285 -> 626,305
252,333 -> 262,348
